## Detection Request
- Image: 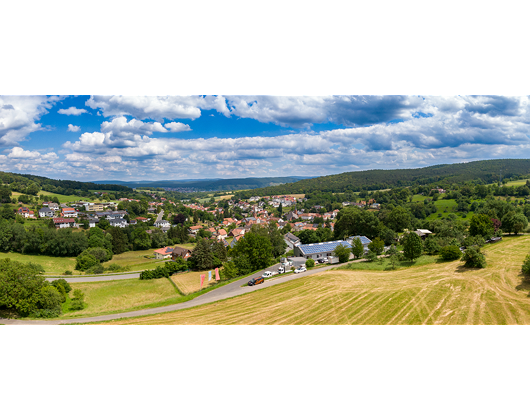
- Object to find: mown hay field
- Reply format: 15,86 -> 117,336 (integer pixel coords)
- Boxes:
103,235 -> 530,325
171,270 -> 219,295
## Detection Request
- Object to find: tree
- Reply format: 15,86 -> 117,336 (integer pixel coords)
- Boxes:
231,231 -> 274,272
220,261 -> 238,280
402,232 -> 423,262
189,238 -> 214,270
385,206 -> 411,232
423,236 -> 441,255
440,245 -> 462,261
389,254 -> 399,270
172,213 -> 187,225
0,204 -> 15,220
333,244 -> 351,263
461,246 -> 486,268
278,203 -> 283,216
368,237 -> 384,255
306,258 -> 315,268
469,214 -> 494,239
0,258 -> 63,318
69,289 -> 85,311
97,218 -> 110,230
351,237 -> 365,259
512,213 -> 528,235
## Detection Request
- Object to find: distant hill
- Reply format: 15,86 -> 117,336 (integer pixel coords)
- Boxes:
236,159 -> 530,197
93,176 -> 314,191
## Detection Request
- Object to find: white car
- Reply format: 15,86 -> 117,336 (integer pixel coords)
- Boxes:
294,266 -> 307,274
263,271 -> 273,278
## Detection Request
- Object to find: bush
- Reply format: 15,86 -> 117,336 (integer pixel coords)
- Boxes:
522,255 -> 530,276
423,236 -> 441,255
366,250 -> 378,262
85,263 -> 104,274
75,254 -> 98,271
51,278 -> 72,294
462,235 -> 485,248
333,244 -> 351,263
63,270 -> 73,275
440,245 -> 462,261
368,237 -> 385,255
306,258 -> 315,268
461,246 -> 486,268
69,289 -> 85,311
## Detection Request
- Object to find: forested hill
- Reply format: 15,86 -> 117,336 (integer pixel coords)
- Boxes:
237,159 -> 530,197
94,176 -> 313,191
0,171 -> 133,196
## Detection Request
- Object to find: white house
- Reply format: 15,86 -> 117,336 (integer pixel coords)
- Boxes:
39,207 -> 55,218
109,218 -> 128,228
154,220 -> 170,228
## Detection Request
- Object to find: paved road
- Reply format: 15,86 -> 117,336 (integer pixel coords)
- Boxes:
155,210 -> 164,223
1,261 -> 349,325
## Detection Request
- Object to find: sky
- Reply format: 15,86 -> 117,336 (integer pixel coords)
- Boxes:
1,95 -> 530,182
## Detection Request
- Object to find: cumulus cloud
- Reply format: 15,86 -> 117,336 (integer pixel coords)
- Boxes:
0,96 -> 61,145
67,124 -> 80,132
86,95 -> 230,120
8,146 -> 58,161
164,122 -> 191,132
58,107 -> 88,116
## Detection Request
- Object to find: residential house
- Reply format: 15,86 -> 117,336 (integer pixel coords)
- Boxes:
62,208 -> 78,218
43,202 -> 59,211
188,225 -> 202,234
154,246 -> 174,260
154,220 -> 170,228
17,207 -> 31,218
229,227 -> 245,237
87,217 -> 99,228
53,217 -> 76,229
109,218 -> 128,228
84,203 -> 105,212
39,207 -> 55,218
284,232 -> 301,250
171,246 -> 193,260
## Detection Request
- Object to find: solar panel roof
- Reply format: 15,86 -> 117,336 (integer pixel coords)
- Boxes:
298,240 -> 351,255
348,236 -> 372,245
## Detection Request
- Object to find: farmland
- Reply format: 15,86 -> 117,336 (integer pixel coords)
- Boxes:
101,235 -> 530,325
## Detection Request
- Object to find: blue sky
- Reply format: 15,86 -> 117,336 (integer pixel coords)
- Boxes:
1,95 -> 530,182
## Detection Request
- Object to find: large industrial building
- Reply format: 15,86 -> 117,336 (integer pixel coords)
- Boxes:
294,240 -> 352,260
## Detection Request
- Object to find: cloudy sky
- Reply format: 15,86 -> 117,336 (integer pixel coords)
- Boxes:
1,95 -> 530,182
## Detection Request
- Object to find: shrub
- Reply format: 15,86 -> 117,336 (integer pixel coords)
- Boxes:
69,289 -> 85,311
75,254 -> 98,271
220,261 -> 238,280
368,237 -> 385,255
63,270 -> 73,276
440,245 -> 462,261
333,244 -> 351,263
366,250 -> 378,262
423,236 -> 441,255
51,278 -> 72,294
85,263 -> 104,274
462,235 -> 485,248
461,246 -> 486,268
306,258 -> 315,268
522,255 -> 530,276
106,263 -> 123,273
388,254 -> 400,270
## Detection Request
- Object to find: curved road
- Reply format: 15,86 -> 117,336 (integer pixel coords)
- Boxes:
1,262 -> 350,325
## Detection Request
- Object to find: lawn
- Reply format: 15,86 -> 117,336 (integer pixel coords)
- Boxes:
60,277 -> 179,318
101,235 -> 530,325
341,255 -> 439,271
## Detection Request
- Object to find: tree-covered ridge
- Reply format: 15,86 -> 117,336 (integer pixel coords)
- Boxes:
237,159 -> 530,197
0,171 -> 132,196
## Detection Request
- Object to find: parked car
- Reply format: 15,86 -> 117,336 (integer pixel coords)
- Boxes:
317,257 -> 328,263
248,276 -> 264,286
294,266 -> 307,274
263,271 -> 273,278
278,266 -> 285,274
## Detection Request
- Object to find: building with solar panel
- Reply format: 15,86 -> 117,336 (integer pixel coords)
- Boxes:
346,236 -> 372,253
294,240 -> 352,260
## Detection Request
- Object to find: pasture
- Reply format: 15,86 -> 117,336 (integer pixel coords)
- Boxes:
0,252 -> 78,274
102,235 -> 530,325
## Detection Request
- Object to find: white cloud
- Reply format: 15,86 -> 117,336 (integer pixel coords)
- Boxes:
86,95 -> 230,120
164,122 -> 191,132
7,146 -> 58,162
0,96 -> 61,145
57,107 -> 88,116
67,124 -> 81,132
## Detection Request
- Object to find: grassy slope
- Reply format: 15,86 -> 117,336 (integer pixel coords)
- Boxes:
0,252 -> 79,274
101,235 -> 530,325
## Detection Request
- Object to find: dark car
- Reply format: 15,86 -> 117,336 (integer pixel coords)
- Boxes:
248,276 -> 264,286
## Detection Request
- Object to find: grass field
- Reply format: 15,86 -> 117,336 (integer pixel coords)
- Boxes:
60,277 -> 179,318
0,252 -> 79,274
101,235 -> 530,325
171,270 -> 218,294
341,255 -> 439,271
